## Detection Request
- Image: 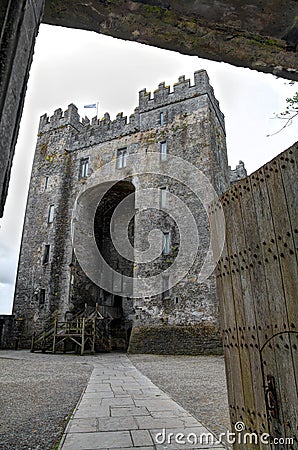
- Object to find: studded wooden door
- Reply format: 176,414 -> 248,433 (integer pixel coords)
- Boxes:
210,143 -> 298,449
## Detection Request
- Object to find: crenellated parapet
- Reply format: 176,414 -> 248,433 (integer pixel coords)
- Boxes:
229,160 -> 247,183
70,108 -> 140,151
138,70 -> 224,130
38,70 -> 225,149
39,103 -> 82,133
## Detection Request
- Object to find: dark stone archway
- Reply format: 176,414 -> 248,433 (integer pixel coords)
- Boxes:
93,180 -> 135,351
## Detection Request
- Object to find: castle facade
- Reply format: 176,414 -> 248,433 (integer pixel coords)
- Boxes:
12,70 -> 244,354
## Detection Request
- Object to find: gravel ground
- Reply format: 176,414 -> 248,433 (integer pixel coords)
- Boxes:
0,351 -> 230,449
0,351 -> 93,450
129,354 -> 230,439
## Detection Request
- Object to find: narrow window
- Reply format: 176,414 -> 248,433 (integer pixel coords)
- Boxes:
122,149 -> 127,168
160,111 -> 164,126
42,244 -> 50,265
110,216 -> 115,233
163,232 -> 170,254
160,187 -> 167,208
79,157 -> 89,178
162,275 -> 170,299
48,205 -> 55,223
160,141 -> 167,161
44,176 -> 49,190
113,271 -> 122,292
39,289 -> 46,305
117,148 -> 127,169
116,149 -> 123,169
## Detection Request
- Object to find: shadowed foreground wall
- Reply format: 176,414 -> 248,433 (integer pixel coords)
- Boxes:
0,0 -> 45,217
212,142 -> 298,449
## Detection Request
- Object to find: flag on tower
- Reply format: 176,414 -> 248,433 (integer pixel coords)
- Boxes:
84,104 -> 97,108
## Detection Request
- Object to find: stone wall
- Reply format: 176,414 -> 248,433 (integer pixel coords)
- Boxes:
0,315 -> 14,349
128,324 -> 222,355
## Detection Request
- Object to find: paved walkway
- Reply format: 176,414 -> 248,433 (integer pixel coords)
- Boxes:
59,354 -> 227,450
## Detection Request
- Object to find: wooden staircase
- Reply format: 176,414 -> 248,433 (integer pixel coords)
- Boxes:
31,306 -> 112,355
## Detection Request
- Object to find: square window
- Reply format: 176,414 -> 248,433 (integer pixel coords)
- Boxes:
48,205 -> 54,223
42,244 -> 50,265
79,157 -> 89,178
160,141 -> 167,161
117,148 -> 127,169
163,232 -> 170,254
160,187 -> 167,208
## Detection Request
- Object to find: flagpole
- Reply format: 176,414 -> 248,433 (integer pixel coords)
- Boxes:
96,102 -> 99,118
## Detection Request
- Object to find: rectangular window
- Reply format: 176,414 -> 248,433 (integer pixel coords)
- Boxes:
160,112 -> 164,126
42,244 -> 50,265
123,149 -> 127,168
79,157 -> 89,178
48,205 -> 55,223
163,232 -> 170,254
160,187 -> 167,208
44,176 -> 49,190
39,289 -> 46,306
117,148 -> 127,169
162,275 -> 170,299
113,271 -> 122,292
160,141 -> 167,161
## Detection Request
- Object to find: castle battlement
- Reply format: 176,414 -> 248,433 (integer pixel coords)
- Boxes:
138,70 -> 224,125
38,70 -> 225,149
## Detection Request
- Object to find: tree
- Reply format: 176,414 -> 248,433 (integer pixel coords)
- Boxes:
268,89 -> 298,136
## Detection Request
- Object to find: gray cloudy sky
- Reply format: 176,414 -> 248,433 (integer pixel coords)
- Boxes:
0,24 -> 297,314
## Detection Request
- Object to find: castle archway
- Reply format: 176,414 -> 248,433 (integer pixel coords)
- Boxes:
94,180 -> 135,351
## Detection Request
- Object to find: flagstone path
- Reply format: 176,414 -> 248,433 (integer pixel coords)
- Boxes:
59,353 -> 227,450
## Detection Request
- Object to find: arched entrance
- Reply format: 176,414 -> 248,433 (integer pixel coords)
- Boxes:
94,180 -> 135,351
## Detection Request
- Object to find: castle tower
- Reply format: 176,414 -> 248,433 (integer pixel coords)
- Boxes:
13,70 -> 231,353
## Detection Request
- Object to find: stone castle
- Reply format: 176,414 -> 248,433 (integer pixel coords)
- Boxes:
11,70 -> 246,354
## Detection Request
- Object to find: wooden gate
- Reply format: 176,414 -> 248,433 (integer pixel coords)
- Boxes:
210,143 -> 298,449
